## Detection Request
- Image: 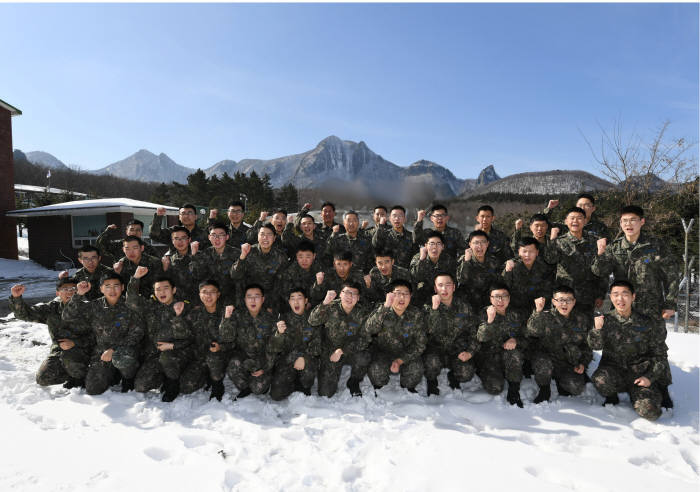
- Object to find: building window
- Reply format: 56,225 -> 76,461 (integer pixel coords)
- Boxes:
72,215 -> 106,248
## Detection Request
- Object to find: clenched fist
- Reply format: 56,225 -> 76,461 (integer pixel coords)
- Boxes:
277,320 -> 287,334
597,238 -> 607,256
134,266 -> 149,279
594,315 -> 604,330
173,302 -> 185,316
323,290 -> 337,305
505,259 -> 515,272
534,297 -> 546,312
240,243 -> 251,259
10,284 -> 25,298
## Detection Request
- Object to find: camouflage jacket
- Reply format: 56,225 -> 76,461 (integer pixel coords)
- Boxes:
245,220 -> 287,255
219,309 -> 278,372
424,298 -> 478,357
327,230 -> 374,273
230,244 -> 289,299
526,308 -> 592,367
310,266 -> 367,307
62,294 -> 143,353
149,214 -> 210,252
542,207 -> 611,242
591,233 -> 680,317
164,250 -> 197,303
588,310 -> 668,383
501,257 -> 555,311
484,227 -> 515,265
510,228 -> 553,262
477,308 -> 527,354
268,310 -> 321,365
308,300 -> 371,357
275,260 -> 323,307
207,218 -> 251,249
372,226 -> 417,269
366,265 -> 412,304
72,264 -> 114,301
191,245 -> 241,303
96,227 -> 159,263
413,222 -> 466,260
174,304 -> 224,360
365,304 -> 427,362
457,253 -> 503,312
364,223 -> 391,239
116,253 -> 164,298
281,223 -> 331,268
409,251 -> 457,306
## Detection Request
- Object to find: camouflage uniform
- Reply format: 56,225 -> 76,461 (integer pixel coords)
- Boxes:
365,265 -> 412,305
542,207 -> 611,242
230,244 -> 288,312
164,250 -> 197,303
310,266 -> 367,307
126,277 -> 193,392
72,264 -> 114,301
95,227 -> 159,264
510,229 -> 553,262
281,224 -> 330,269
588,310 -> 667,420
423,298 -> 478,384
207,218 -> 251,249
456,254 -> 503,313
220,309 -> 277,395
317,221 -> 344,241
476,308 -> 527,394
526,308 -> 592,395
245,221 -> 287,255
274,260 -> 323,312
116,253 -> 164,298
372,226 -> 417,269
327,230 -> 375,274
177,304 -> 225,393
191,245 -> 242,306
409,252 -> 457,307
413,222 -> 466,261
365,304 -> 427,390
501,257 -> 555,312
484,227 -> 514,265
9,295 -> 93,386
62,294 -> 144,395
364,222 -> 390,239
268,310 -> 321,400
308,300 -> 371,397
149,214 -> 210,252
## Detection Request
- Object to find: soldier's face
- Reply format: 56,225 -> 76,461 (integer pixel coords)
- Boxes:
426,238 -> 444,259
296,250 -> 315,270
100,279 -> 123,303
227,207 -> 244,225
123,241 -> 144,262
258,229 -> 275,249
244,288 -> 264,314
489,289 -> 510,314
339,287 -> 360,311
126,225 -> 142,237
518,244 -> 538,267
171,232 -> 190,253
575,198 -> 595,219
389,209 -> 405,229
530,220 -> 548,240
565,212 -> 585,234
288,292 -> 306,314
334,260 -> 352,279
199,285 -> 220,308
392,286 -> 411,312
430,209 -> 448,229
179,208 -> 196,226
469,236 -> 489,258
322,206 -> 335,224
476,211 -> 494,230
56,283 -> 77,303
610,286 -> 635,314
344,214 -> 359,234
620,213 -> 645,238
373,208 -> 387,224
209,228 -> 229,250
78,252 -> 101,272
300,217 -> 315,236
271,213 -> 286,232
375,256 -> 394,276
552,292 -> 575,317
154,281 -> 175,304
434,276 -> 455,301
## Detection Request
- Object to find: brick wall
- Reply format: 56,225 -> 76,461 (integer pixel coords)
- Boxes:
0,107 -> 18,260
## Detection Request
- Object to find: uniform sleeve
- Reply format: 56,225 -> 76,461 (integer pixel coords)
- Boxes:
119,312 -> 144,349
125,276 -> 147,312
587,327 -> 603,351
412,220 -> 425,247
218,315 -> 237,350
149,213 -> 170,245
372,223 -> 387,250
281,223 -> 299,252
9,296 -> 52,323
526,310 -> 547,338
645,326 -> 669,384
308,302 -> 330,326
543,238 -> 560,266
61,294 -> 91,325
364,305 -> 391,337
400,312 -> 427,362
657,241 -> 681,311
590,247 -> 615,278
171,312 -> 193,350
190,251 -> 211,282
477,315 -> 499,343
230,255 -> 248,280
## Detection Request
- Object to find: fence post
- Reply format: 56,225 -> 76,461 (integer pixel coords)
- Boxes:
681,218 -> 695,333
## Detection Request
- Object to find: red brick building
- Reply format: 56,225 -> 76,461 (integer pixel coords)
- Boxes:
0,99 -> 22,260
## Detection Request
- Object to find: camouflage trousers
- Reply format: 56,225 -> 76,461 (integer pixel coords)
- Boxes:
206,349 -> 234,382
317,350 -> 371,397
531,352 -> 585,396
180,358 -> 208,394
475,349 -> 524,394
85,347 -> 139,395
423,348 -> 475,382
368,351 -> 424,390
36,344 -> 91,386
226,350 -> 272,395
269,355 -> 318,401
592,363 -> 663,421
134,349 -> 192,393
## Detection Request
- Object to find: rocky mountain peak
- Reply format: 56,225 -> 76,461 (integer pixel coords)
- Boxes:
477,165 -> 500,185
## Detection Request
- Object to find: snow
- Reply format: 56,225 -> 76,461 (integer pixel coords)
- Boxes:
10,197 -> 179,214
0,258 -> 63,299
0,310 -> 697,491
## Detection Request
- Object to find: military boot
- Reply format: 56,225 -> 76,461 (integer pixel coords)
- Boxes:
427,378 -> 440,396
161,378 -> 180,402
209,379 -> 225,401
556,381 -> 571,397
346,377 -> 362,397
603,394 -> 620,406
235,388 -> 252,400
120,377 -> 135,393
63,377 -> 85,389
661,386 -> 674,409
533,384 -> 551,404
447,371 -> 460,390
506,381 -> 523,408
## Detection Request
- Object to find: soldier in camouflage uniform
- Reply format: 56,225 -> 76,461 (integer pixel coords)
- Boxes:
220,284 -> 278,399
526,286 -> 592,403
231,224 -> 289,312
150,203 -> 210,254
542,195 -> 611,242
113,236 -> 164,298
96,219 -> 160,264
275,240 -> 323,312
62,245 -> 114,301
327,211 -> 374,273
62,273 -> 144,395
413,204 -> 466,261
268,287 -> 321,400
510,214 -> 554,265
207,200 -> 251,249
474,205 -> 514,265
162,226 -> 197,303
310,250 -> 368,307
281,212 -> 330,268
10,278 -> 93,388
126,271 -> 193,402
457,230 -> 504,313
409,230 -> 457,307
543,207 -> 606,319
365,279 -> 427,394
317,202 -> 345,239
372,205 -> 417,269
589,281 -> 668,421
245,209 -> 288,254
308,282 -> 372,397
476,282 -> 527,407
190,222 -> 241,305
365,248 -> 413,304
423,273 -> 478,396
363,205 -> 389,238
502,237 -> 554,312
592,205 -> 678,408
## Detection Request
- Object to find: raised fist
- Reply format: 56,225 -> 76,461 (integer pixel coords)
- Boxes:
225,305 -> 235,318
550,227 -> 560,240
486,305 -> 496,324
134,266 -> 149,279
514,219 -> 523,230
384,292 -> 396,308
58,270 -> 69,279
464,248 -> 473,262
303,202 -> 312,210
361,220 -> 369,229
190,241 -> 200,256
505,259 -> 515,272
473,222 -> 482,231
323,290 -> 337,305
113,260 -> 123,274
161,255 -> 170,272
417,209 -> 426,222
547,199 -> 559,210
332,225 -> 340,234
209,209 -> 218,219
379,216 -> 387,225
156,207 -> 166,216
240,243 -> 251,259
364,275 -> 371,289
316,272 -> 325,285
534,297 -> 546,312
259,211 -> 269,222
77,281 -> 91,296
419,246 -> 427,261
10,284 -> 25,298
173,302 -> 185,317
107,224 -> 118,230
597,238 -> 607,256
276,320 -> 287,334
287,214 -> 294,224
431,294 -> 441,310
594,315 -> 604,330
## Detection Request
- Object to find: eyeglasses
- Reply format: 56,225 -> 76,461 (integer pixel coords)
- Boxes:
340,290 -> 359,298
621,218 -> 640,225
431,214 -> 447,219
470,240 -> 488,246
490,294 -> 510,301
245,294 -> 263,300
58,287 -> 77,292
209,233 -> 228,239
180,211 -> 196,216
393,291 -> 411,298
228,209 -> 243,214
426,242 -> 443,248
553,297 -> 575,304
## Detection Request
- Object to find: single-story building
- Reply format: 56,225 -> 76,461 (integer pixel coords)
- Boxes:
6,198 -> 180,269
14,184 -> 88,209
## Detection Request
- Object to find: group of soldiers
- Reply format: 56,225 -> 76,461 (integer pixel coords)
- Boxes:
9,193 -> 679,421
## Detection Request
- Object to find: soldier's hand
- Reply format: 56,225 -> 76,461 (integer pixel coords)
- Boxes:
594,315 -> 604,330
503,337 -> 517,350
364,275 -> 371,289
224,305 -> 235,318
515,218 -> 523,230
293,357 -> 305,371
323,290 -> 336,305
547,199 -> 559,210
417,209 -> 426,222
458,351 -> 472,362
76,281 -> 91,296
58,339 -> 75,351
390,359 -> 403,374
316,272 -> 325,285
432,295 -> 441,310
190,241 -> 200,256
113,260 -> 123,274
303,202 -> 312,210
384,292 -> 396,308
10,284 -> 26,298
505,259 -> 515,272
486,305 -> 496,324
161,255 -> 170,271
287,214 -> 294,224
573,364 -> 585,375
596,238 -> 607,256
550,227 -> 560,240
634,377 -> 651,388
240,243 -> 251,259
58,270 -> 69,279
107,224 -> 118,230
419,246 -> 427,261
330,225 -> 338,234
209,341 -> 221,353
464,248 -> 473,262
330,348 -> 343,362
209,208 -> 218,219
173,302 -> 185,317
156,341 -> 174,351
134,266 -> 149,279
100,348 -> 114,362
379,216 -> 387,225
276,320 -> 287,334
662,309 -> 675,319
156,207 -> 166,216
361,220 -> 369,229
259,211 -> 269,222
534,297 -> 546,312
251,369 -> 264,377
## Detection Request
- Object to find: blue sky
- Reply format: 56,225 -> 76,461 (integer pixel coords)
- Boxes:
1,3 -> 697,179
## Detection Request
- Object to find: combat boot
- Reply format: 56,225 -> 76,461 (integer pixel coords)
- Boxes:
427,378 -> 440,396
209,379 -> 225,401
63,377 -> 85,389
506,381 -> 523,408
603,394 -> 620,406
400,382 -> 417,394
120,377 -> 135,393
447,371 -> 460,390
346,377 -> 362,397
235,388 -> 252,400
661,386 -> 674,409
555,381 -> 571,397
533,384 -> 551,404
161,378 -> 180,402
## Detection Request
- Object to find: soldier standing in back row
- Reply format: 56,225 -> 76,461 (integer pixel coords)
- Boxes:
457,230 -> 503,313
162,226 -> 197,303
474,205 -> 514,265
190,222 -> 241,306
327,210 -> 374,273
207,200 -> 251,249
409,230 -> 457,307
96,219 -> 159,264
62,245 -> 114,301
372,205 -> 417,269
413,204 -> 466,260
150,204 -> 210,253
365,248 -> 413,304
113,236 -> 164,299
